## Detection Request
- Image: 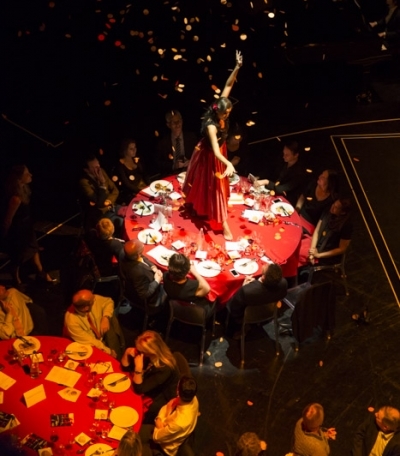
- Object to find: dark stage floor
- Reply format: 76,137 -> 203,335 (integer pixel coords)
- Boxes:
3,1 -> 400,454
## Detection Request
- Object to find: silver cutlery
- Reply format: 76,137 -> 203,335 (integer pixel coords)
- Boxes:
16,336 -> 35,347
240,258 -> 257,268
64,350 -> 88,357
106,375 -> 128,387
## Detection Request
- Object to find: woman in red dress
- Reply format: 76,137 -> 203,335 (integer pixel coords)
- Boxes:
183,51 -> 243,240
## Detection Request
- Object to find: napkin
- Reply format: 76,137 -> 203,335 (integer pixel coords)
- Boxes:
227,251 -> 241,260
64,360 -> 79,371
169,191 -> 182,200
24,384 -> 46,408
140,187 -> 154,196
38,448 -> 53,456
195,250 -> 207,260
244,198 -> 255,207
260,255 -> 274,264
108,425 -> 128,441
0,371 -> 16,390
228,193 -> 245,205
242,210 -> 264,223
225,241 -> 246,251
95,409 -> 109,420
58,387 -> 81,403
171,240 -> 185,250
75,432 -> 91,446
90,361 -> 113,374
87,388 -> 103,398
146,245 -> 175,262
149,211 -> 166,231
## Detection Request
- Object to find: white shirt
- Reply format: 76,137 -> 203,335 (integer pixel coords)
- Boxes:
0,288 -> 33,339
369,430 -> 394,456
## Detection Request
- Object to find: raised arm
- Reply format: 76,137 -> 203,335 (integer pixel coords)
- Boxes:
221,50 -> 243,98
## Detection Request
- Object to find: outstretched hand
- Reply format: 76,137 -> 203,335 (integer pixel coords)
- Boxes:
223,162 -> 236,178
236,50 -> 243,68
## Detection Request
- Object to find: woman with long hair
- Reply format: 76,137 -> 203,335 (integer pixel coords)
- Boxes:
295,169 -> 339,235
121,330 -> 179,423
1,165 -> 54,285
183,50 -> 243,240
115,430 -> 142,456
112,139 -> 148,205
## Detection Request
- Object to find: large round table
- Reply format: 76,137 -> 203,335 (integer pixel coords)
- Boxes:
124,175 -> 302,305
0,336 -> 142,455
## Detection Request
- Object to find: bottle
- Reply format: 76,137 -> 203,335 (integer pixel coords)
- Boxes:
30,352 -> 40,379
197,228 -> 205,251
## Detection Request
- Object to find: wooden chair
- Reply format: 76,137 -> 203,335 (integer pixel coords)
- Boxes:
165,300 -> 216,366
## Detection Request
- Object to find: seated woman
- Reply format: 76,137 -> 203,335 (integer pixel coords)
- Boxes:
295,169 -> 339,235
85,218 -> 124,277
1,165 -> 54,285
116,430 -> 143,456
121,330 -> 180,424
112,139 -> 148,205
299,198 -> 353,267
163,253 -> 214,317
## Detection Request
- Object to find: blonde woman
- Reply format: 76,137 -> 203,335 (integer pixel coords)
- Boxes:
121,330 -> 179,423
115,430 -> 142,456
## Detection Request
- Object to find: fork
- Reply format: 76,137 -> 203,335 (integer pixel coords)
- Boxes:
240,258 -> 257,268
65,350 -> 88,356
106,375 -> 128,387
202,263 -> 221,271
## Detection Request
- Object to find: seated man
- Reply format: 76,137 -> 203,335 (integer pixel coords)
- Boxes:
352,405 -> 400,456
163,253 -> 214,317
227,263 -> 288,324
254,140 -> 306,206
0,285 -> 47,339
156,110 -> 198,177
79,155 -> 123,235
64,289 -> 122,358
292,403 -> 336,456
119,239 -> 166,312
140,375 -> 199,456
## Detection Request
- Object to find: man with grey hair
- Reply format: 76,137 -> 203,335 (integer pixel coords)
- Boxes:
156,110 -> 197,176
352,406 -> 400,456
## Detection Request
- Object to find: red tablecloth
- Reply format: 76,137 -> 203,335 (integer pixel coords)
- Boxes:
124,176 -> 302,305
0,336 -> 142,455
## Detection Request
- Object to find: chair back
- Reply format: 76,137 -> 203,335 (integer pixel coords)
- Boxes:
169,300 -> 207,327
177,432 -> 196,456
243,301 -> 278,325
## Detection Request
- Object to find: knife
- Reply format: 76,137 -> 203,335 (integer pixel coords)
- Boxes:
141,200 -> 151,210
16,336 -> 35,347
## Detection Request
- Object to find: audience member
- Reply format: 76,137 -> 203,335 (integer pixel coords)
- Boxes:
295,169 -> 339,234
299,198 -> 353,267
369,0 -> 400,50
156,110 -> 198,177
140,375 -> 198,456
119,239 -> 166,312
117,429 -> 143,456
351,406 -> 400,456
163,253 -> 214,317
85,218 -> 124,277
112,139 -> 148,205
1,165 -> 54,285
254,140 -> 307,206
236,432 -> 267,456
0,285 -> 47,339
226,263 -> 287,335
292,403 -> 336,456
64,289 -> 123,358
226,122 -> 249,177
78,155 -> 123,235
121,330 -> 180,424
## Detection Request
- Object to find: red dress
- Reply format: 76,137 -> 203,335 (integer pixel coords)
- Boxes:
183,119 -> 230,224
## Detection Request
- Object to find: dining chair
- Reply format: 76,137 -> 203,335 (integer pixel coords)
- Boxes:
307,252 -> 349,296
165,300 -> 216,366
238,301 -> 281,368
177,432 -> 196,456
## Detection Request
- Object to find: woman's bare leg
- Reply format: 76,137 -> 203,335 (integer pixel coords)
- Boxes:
222,220 -> 233,241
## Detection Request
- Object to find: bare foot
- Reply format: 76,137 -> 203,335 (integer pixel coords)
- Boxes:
222,221 -> 233,241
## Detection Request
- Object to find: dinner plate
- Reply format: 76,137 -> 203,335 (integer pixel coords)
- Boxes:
103,373 -> 131,393
177,172 -> 186,183
270,202 -> 294,217
13,336 -> 41,355
85,443 -> 112,456
138,229 -> 162,245
234,258 -> 259,275
65,342 -> 93,361
195,261 -> 221,278
150,180 -> 173,193
132,201 -> 154,216
156,251 -> 175,266
229,173 -> 240,186
110,406 -> 139,428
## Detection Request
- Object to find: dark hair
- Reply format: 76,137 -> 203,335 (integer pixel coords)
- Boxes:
328,197 -> 352,232
201,97 -> 232,132
5,164 -> 31,203
236,432 -> 263,456
119,139 -> 137,158
178,375 -> 197,402
302,403 -> 324,431
284,140 -> 299,155
263,263 -> 283,288
168,253 -> 190,281
82,155 -> 99,169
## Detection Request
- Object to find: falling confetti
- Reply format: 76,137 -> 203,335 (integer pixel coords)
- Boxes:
247,401 -> 254,406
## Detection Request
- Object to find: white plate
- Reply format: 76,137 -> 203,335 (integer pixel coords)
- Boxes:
110,406 -> 139,428
150,180 -> 173,193
270,202 -> 294,217
138,229 -> 162,245
85,443 -> 112,456
132,201 -> 154,216
13,336 -> 41,355
195,261 -> 221,278
103,373 -> 131,393
65,342 -> 94,361
177,172 -> 186,183
156,251 -> 175,266
229,173 -> 240,186
234,258 -> 259,275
